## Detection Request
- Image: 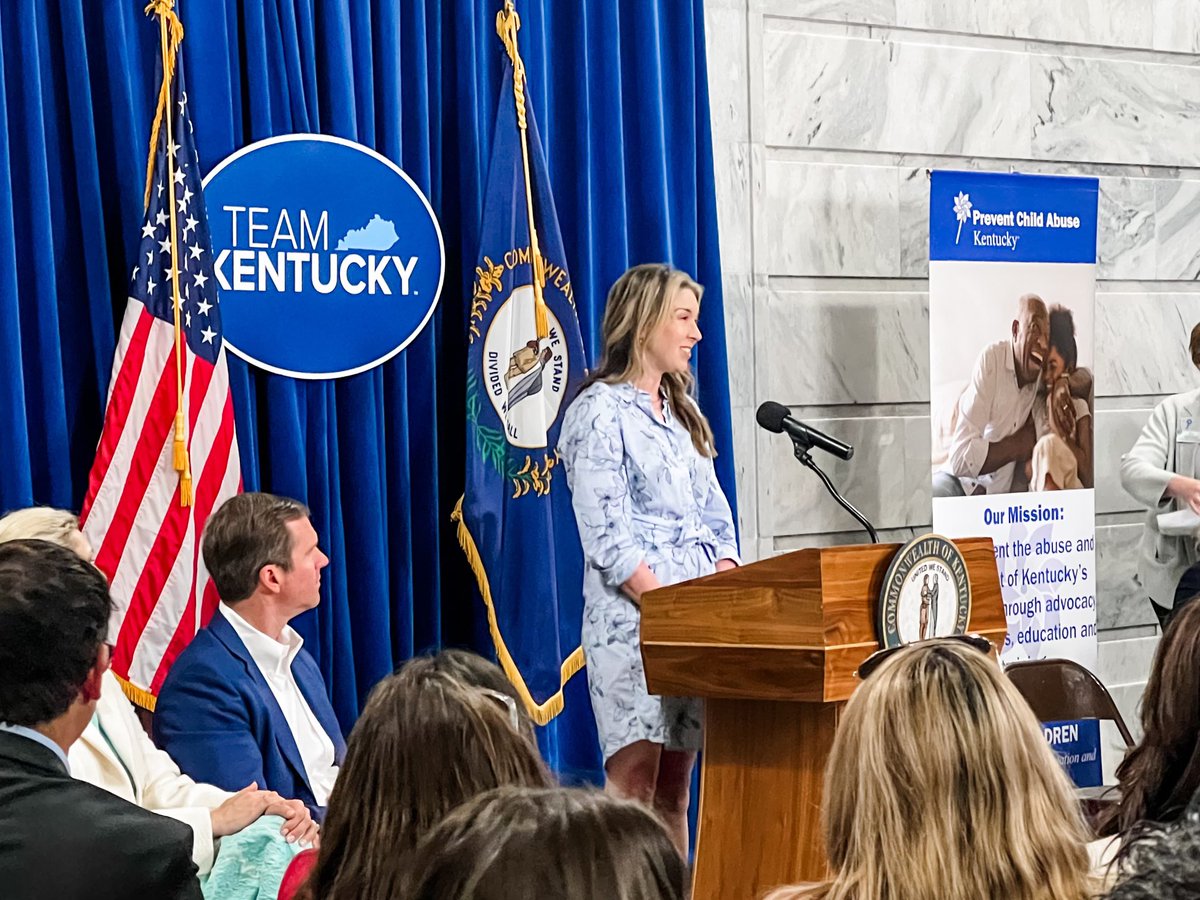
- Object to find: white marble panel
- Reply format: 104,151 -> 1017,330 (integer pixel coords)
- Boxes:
756,0 -> 895,25
712,141 -> 753,277
705,6 -> 750,143
730,405 -> 760,562
762,289 -> 927,405
1098,633 -> 1159,687
1096,522 -> 1155,630
898,167 -> 930,278
1156,180 -> 1200,280
1153,0 -> 1200,53
1108,681 -> 1149,749
1031,55 -> 1200,167
1097,177 -> 1155,281
764,160 -> 900,276
1095,407 -> 1155,515
763,31 -> 1030,157
895,0 -> 1153,50
722,273 -> 755,409
774,525 -> 923,552
1095,293 -> 1200,397
759,414 -> 930,536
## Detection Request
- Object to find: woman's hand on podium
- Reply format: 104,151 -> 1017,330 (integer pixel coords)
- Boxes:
621,561 -> 662,607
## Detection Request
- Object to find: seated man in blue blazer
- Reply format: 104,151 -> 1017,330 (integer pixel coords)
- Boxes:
154,493 -> 344,818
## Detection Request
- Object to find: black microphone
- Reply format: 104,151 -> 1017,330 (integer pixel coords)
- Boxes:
756,401 -> 854,461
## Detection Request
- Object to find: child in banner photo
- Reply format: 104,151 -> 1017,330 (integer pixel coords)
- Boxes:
1030,304 -> 1094,491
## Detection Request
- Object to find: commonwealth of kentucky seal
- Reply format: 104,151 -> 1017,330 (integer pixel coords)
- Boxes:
482,284 -> 569,449
877,534 -> 971,648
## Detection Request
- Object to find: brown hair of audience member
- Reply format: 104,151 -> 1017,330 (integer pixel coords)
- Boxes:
1106,598 -> 1200,841
1190,321 -> 1200,369
201,492 -> 309,603
767,642 -> 1093,900
0,507 -> 92,560
403,786 -> 687,900
410,648 -> 535,741
579,263 -> 715,457
299,667 -> 552,900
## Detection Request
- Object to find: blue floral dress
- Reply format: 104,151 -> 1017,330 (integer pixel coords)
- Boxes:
558,381 -> 739,762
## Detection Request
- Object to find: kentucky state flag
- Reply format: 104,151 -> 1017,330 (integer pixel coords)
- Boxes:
454,63 -> 588,725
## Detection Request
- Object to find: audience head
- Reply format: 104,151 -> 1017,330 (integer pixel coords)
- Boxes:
769,640 -> 1091,900
201,492 -> 327,614
1108,598 -> 1200,839
410,648 -> 534,740
1045,304 -> 1078,386
404,786 -> 687,900
0,507 -> 91,561
0,540 -> 112,739
1190,321 -> 1200,370
303,664 -> 551,900
1106,787 -> 1200,899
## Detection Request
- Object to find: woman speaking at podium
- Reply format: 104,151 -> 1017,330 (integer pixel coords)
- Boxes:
558,263 -> 739,856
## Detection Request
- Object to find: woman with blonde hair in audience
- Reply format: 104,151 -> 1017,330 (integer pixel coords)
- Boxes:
0,507 -> 317,883
403,785 -> 686,900
767,638 -> 1094,900
286,657 -> 552,900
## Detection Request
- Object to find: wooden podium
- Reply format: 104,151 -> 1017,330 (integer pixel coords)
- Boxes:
640,538 -> 1005,900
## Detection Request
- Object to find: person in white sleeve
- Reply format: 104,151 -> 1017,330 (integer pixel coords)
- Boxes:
0,507 -> 318,874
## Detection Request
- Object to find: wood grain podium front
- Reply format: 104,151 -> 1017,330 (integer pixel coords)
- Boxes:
640,538 -> 1004,900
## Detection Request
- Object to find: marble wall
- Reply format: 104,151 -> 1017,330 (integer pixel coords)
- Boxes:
703,0 -> 1200,738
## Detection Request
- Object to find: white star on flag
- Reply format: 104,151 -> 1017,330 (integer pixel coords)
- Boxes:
142,222 -> 156,239
158,237 -> 171,254
131,265 -> 139,282
189,244 -> 203,260
183,215 -> 198,237
201,326 -> 216,344
147,278 -> 157,294
193,271 -> 208,290
197,298 -> 212,316
173,167 -> 186,185
156,209 -> 168,226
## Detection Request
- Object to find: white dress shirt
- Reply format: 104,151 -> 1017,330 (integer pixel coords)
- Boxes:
218,604 -> 339,805
944,339 -> 1039,495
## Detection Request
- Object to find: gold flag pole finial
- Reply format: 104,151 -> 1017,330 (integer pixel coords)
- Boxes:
496,1 -> 549,340
146,0 -> 192,507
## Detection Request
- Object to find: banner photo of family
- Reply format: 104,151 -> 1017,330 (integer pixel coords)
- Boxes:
929,170 -> 1099,670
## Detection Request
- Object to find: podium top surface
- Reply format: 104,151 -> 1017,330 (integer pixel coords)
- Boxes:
639,537 -> 1005,703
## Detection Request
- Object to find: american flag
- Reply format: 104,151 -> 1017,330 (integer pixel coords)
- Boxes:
81,57 -> 240,708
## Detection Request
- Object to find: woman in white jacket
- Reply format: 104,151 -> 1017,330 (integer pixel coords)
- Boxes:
0,507 -> 318,874
1120,323 -> 1200,629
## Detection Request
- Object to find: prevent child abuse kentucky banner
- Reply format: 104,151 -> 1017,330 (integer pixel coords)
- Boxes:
929,170 -> 1099,671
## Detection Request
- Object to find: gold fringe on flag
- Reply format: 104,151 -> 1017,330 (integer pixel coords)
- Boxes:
452,497 -> 585,726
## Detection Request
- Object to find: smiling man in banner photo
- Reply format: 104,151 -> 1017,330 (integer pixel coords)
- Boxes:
934,293 -> 1049,497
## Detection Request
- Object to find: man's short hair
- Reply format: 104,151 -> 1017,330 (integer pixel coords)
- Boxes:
202,492 -> 310,604
0,540 -> 112,727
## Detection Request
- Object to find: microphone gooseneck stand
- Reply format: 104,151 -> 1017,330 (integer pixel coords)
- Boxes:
791,437 -> 879,544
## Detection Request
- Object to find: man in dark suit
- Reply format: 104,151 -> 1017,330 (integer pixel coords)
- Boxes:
0,540 -> 200,900
154,493 -> 344,818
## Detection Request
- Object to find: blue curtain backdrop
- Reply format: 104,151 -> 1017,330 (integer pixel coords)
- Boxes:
0,0 -> 734,786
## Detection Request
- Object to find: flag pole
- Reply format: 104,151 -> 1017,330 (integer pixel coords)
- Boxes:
496,1 -> 549,340
146,0 -> 192,506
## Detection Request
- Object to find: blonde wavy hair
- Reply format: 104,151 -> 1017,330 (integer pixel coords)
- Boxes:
767,642 -> 1094,900
580,263 -> 715,457
0,507 -> 90,559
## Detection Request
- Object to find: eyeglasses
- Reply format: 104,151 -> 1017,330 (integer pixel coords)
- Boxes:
855,633 -> 993,681
477,687 -> 524,732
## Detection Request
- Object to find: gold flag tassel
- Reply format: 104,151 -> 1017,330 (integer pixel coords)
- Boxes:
496,1 -> 549,340
145,0 -> 192,507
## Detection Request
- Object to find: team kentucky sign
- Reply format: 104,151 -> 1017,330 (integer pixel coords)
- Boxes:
202,134 -> 444,379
